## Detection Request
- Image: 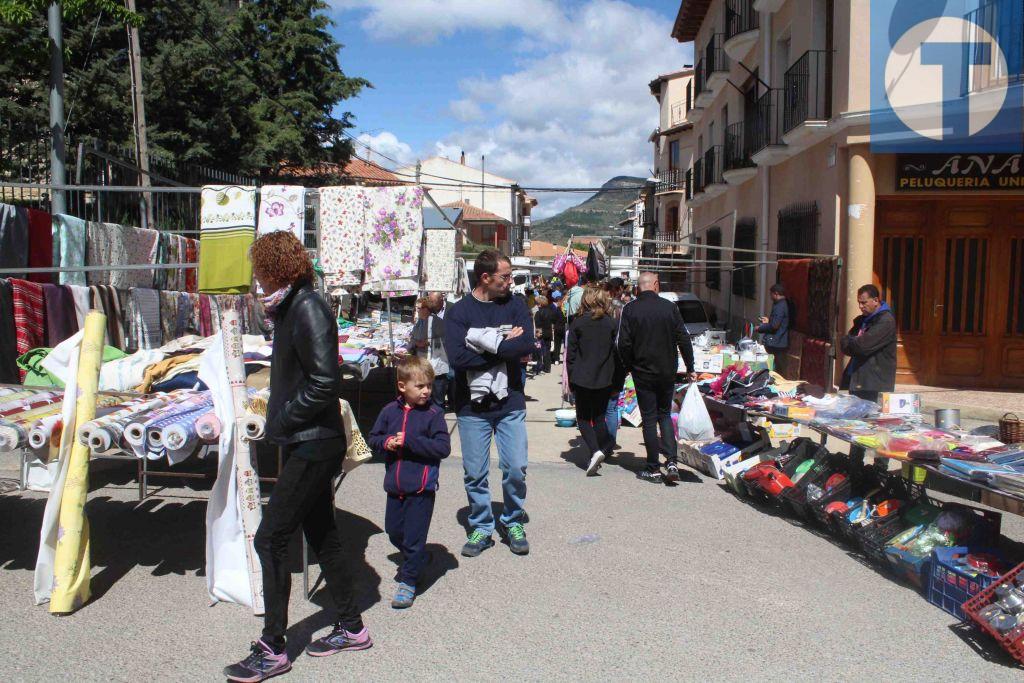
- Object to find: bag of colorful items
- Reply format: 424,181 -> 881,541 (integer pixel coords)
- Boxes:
551,251 -> 587,288
883,502 -> 1001,589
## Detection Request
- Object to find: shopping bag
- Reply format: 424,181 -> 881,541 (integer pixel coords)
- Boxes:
678,382 -> 715,442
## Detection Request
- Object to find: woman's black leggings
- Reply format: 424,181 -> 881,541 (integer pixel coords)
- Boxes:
572,384 -> 613,456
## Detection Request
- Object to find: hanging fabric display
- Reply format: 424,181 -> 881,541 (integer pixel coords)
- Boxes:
0,204 -> 29,277
127,288 -> 163,351
198,186 -> 256,294
0,279 -> 18,383
258,185 -> 306,241
422,229 -> 457,292
34,311 -> 106,613
52,214 -> 87,286
10,278 -> 45,380
26,208 -> 53,284
318,186 -> 368,289
42,283 -> 79,347
362,185 -> 425,293
200,306 -> 264,614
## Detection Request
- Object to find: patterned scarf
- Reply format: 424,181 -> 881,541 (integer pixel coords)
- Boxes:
260,284 -> 293,330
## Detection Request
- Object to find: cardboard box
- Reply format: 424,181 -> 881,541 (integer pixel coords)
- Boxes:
880,392 -> 921,415
691,351 -> 724,374
768,422 -> 803,439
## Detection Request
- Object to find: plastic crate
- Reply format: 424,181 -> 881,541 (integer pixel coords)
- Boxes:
809,478 -> 853,528
884,545 -> 932,589
962,560 -> 1024,665
857,512 -> 910,564
928,546 -> 1001,621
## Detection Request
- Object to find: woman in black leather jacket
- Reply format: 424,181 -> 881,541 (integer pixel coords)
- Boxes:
225,231 -> 370,683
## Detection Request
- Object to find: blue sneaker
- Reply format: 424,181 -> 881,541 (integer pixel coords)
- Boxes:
461,529 -> 494,557
502,522 -> 530,555
391,582 -> 416,609
305,624 -> 372,657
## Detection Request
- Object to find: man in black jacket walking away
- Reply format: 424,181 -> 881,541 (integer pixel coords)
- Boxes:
617,272 -> 695,484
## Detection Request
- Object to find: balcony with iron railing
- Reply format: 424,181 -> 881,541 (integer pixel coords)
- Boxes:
694,59 -> 707,101
782,49 -> 833,146
724,0 -> 759,60
749,87 -> 788,166
696,35 -> 730,107
701,145 -> 726,197
964,0 -> 1023,94
684,167 -> 693,202
691,157 -> 705,198
723,121 -> 757,185
656,169 -> 686,194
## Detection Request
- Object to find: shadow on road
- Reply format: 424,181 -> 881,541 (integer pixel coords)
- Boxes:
386,543 -> 459,594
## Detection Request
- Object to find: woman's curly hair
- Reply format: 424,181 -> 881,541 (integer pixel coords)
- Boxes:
250,231 -> 313,286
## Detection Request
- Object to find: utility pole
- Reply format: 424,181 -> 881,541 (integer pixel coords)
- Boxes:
415,161 -> 421,184
47,2 -> 67,216
480,155 -> 485,210
125,0 -> 154,230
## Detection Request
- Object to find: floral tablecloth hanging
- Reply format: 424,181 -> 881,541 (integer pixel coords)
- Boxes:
257,185 -> 306,242
422,229 -> 457,292
319,186 -> 368,290
198,185 -> 256,295
362,185 -> 425,294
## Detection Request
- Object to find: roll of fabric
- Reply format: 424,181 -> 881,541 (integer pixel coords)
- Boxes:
52,214 -> 87,286
26,399 -> 122,451
26,207 -> 53,284
47,309 -> 106,613
0,423 -> 22,451
125,392 -> 210,452
0,391 -> 62,417
146,406 -> 208,458
162,412 -> 203,451
43,283 -> 80,347
79,395 -> 168,451
241,414 -> 266,442
0,404 -> 64,449
195,410 -> 221,442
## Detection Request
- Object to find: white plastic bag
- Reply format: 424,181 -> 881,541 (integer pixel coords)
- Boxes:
678,382 -> 715,442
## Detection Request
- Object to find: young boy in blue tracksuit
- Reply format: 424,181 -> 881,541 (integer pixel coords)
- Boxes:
369,355 -> 451,609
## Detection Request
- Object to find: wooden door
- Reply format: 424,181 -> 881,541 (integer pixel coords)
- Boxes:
930,206 -> 995,385
876,199 -> 1024,389
875,204 -> 929,384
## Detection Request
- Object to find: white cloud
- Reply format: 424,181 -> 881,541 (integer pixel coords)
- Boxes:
355,130 -> 416,166
329,0 -> 568,44
341,0 -> 693,221
449,98 -> 485,123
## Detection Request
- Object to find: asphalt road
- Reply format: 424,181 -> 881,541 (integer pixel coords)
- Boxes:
1,369 -> 1022,681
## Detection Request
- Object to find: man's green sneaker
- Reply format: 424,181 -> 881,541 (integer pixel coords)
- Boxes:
501,522 -> 530,555
461,529 -> 494,558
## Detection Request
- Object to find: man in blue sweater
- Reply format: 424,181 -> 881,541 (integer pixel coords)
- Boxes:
444,249 -> 536,557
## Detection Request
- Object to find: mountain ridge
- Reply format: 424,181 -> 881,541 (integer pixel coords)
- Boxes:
531,176 -> 644,243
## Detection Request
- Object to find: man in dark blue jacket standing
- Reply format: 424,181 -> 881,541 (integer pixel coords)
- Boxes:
757,283 -> 791,377
444,249 -> 537,557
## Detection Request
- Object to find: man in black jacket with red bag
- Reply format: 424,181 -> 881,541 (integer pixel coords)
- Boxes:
617,272 -> 695,485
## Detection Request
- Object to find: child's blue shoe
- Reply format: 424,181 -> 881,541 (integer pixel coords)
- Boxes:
391,582 -> 416,609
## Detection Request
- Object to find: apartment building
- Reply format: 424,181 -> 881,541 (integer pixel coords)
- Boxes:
671,0 -> 1024,389
649,69 -> 697,254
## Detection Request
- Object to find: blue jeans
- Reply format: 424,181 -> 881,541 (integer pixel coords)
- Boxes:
605,396 -> 620,444
456,409 -> 528,535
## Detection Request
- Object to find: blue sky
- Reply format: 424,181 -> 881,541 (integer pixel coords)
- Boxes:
327,1 -> 693,217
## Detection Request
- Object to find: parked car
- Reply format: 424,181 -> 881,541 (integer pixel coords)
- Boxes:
657,291 -> 712,336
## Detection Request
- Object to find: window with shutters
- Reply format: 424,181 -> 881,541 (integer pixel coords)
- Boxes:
706,227 -> 721,290
778,202 -> 819,256
732,218 -> 757,299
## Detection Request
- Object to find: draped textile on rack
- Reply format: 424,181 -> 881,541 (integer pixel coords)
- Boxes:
0,204 -> 28,277
68,285 -> 90,328
258,185 -> 306,241
0,279 -> 19,383
184,238 -> 199,292
89,284 -> 124,349
99,349 -> 164,392
807,258 -> 836,340
159,291 -> 178,343
199,186 -> 255,294
26,208 -> 53,284
153,233 -> 170,291
799,337 -> 831,390
42,284 -> 79,347
319,186 -> 368,289
362,185 -> 424,293
52,214 -> 87,286
127,288 -> 163,350
10,278 -> 45,380
85,222 -> 159,289
776,259 -> 812,335
422,229 -> 457,292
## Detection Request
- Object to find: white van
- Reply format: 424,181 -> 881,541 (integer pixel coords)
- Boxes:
657,292 -> 713,336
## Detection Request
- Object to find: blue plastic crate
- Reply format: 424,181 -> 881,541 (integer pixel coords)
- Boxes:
927,546 -> 1000,621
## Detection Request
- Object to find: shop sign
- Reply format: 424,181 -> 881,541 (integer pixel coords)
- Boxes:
897,154 -> 1024,191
